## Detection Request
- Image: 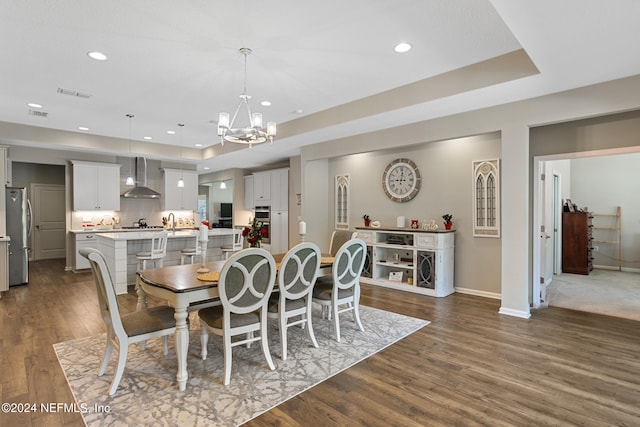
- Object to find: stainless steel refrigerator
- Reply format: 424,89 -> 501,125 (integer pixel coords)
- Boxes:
6,187 -> 31,286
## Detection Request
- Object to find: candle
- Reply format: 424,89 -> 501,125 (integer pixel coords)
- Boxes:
299,221 -> 307,235
199,224 -> 209,242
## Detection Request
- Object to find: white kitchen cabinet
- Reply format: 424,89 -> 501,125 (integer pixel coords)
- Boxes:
162,169 -> 198,211
0,239 -> 9,293
0,146 -> 7,236
270,168 -> 289,211
72,161 -> 121,210
355,227 -> 455,297
253,171 -> 271,205
270,210 -> 289,254
244,175 -> 254,210
74,232 -> 97,271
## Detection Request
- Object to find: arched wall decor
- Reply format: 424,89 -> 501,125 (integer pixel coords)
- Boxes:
473,159 -> 500,237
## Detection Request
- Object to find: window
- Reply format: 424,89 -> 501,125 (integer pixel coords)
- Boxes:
472,159 -> 500,237
335,174 -> 350,229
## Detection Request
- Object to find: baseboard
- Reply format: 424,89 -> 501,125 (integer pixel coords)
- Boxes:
455,287 -> 501,300
498,307 -> 531,319
593,265 -> 640,273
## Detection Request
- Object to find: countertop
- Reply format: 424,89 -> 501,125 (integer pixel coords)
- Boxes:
94,228 -> 236,241
0,236 -> 10,242
355,226 -> 454,233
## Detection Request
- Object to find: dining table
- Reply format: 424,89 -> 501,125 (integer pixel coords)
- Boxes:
135,253 -> 335,391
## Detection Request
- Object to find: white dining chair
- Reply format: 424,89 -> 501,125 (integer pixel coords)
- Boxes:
328,230 -> 358,257
136,231 -> 169,270
267,242 -> 321,360
312,238 -> 367,342
80,247 -> 176,396
198,248 -> 276,385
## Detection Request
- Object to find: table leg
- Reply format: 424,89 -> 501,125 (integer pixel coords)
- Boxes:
136,279 -> 148,311
174,306 -> 190,391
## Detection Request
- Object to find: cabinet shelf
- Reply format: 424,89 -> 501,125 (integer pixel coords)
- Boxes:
591,206 -> 621,271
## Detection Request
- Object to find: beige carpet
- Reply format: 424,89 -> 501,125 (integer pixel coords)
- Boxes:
54,305 -> 429,426
546,269 -> 640,321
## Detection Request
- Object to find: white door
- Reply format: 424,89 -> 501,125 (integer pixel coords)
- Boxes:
31,184 -> 66,260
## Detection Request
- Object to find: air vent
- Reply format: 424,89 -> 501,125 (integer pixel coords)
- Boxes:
57,87 -> 92,99
28,109 -> 48,117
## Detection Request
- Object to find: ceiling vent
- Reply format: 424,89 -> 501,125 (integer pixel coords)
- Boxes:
28,109 -> 48,117
57,87 -> 92,99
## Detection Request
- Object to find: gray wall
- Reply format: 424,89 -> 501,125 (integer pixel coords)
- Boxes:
328,133 -> 502,295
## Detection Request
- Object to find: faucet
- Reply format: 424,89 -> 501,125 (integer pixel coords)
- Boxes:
167,212 -> 176,232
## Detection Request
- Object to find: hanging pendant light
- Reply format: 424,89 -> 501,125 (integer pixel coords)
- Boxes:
177,123 -> 185,188
125,114 -> 135,186
219,181 -> 227,189
217,48 -> 276,147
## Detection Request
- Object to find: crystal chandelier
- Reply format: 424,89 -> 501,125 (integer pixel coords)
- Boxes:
217,48 -> 276,147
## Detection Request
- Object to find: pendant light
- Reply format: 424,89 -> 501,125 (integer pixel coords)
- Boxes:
125,114 -> 135,186
177,123 -> 185,188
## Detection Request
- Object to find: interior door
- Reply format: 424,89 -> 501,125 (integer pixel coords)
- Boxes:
31,184 -> 65,260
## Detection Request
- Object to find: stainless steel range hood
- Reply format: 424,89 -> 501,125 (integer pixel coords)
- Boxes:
122,157 -> 161,199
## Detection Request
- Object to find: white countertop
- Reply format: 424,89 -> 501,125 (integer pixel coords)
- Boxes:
0,236 -> 10,242
95,228 -> 236,241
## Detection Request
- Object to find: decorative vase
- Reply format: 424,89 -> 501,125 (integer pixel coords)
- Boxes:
250,241 -> 261,248
444,222 -> 453,230
364,219 -> 371,227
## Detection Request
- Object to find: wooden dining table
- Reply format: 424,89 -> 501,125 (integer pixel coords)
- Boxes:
135,254 -> 335,391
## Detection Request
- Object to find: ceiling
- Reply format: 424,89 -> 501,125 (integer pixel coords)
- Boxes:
1,0 -> 640,171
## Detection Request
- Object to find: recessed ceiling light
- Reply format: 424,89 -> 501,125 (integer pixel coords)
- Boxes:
167,130 -> 176,135
143,136 -> 152,140
78,126 -> 89,131
394,42 -> 412,53
87,51 -> 108,61
292,109 -> 304,115
203,166 -> 210,170
27,102 -> 42,109
260,101 -> 272,107
195,143 -> 202,147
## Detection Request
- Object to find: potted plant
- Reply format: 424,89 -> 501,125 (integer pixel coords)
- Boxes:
242,217 -> 268,247
442,214 -> 454,230
362,214 -> 371,227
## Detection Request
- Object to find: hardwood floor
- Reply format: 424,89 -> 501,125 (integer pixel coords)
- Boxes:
2,259 -> 639,426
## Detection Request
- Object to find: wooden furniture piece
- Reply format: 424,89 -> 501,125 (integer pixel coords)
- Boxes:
312,239 -> 367,342
562,211 -> 593,275
136,231 -> 169,270
328,230 -> 357,256
267,242 -> 321,360
198,248 -> 277,385
355,227 -> 455,297
136,260 -> 226,391
81,248 -> 176,396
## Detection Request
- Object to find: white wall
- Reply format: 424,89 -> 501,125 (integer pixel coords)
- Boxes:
570,153 -> 640,271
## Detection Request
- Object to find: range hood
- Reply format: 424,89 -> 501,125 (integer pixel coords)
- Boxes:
122,157 -> 161,199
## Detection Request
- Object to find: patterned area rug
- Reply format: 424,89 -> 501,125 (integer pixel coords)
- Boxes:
54,305 -> 429,426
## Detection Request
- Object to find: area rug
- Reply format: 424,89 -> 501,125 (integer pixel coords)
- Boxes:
54,305 -> 429,426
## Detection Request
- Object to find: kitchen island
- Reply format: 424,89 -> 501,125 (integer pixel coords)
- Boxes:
94,229 -> 239,294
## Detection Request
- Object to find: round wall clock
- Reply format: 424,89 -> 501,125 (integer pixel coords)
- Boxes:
382,158 -> 421,202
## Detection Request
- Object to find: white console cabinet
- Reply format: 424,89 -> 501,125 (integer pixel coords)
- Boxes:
355,227 -> 455,297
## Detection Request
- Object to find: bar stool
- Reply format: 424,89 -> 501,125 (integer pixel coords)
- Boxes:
136,231 -> 169,270
221,229 -> 243,260
181,235 -> 201,265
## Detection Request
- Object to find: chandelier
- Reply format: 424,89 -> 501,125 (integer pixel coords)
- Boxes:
217,48 -> 276,147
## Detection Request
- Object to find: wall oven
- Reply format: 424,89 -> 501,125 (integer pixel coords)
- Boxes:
254,206 -> 270,244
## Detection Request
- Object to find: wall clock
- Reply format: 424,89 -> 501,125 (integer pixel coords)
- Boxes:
382,158 -> 421,202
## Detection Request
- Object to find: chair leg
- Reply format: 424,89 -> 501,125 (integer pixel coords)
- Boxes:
200,321 -> 209,360
261,318 -> 276,371
223,333 -> 233,385
353,301 -> 364,332
99,333 -> 114,376
333,301 -> 341,342
279,313 -> 288,360
306,302 -> 319,349
109,343 -> 128,396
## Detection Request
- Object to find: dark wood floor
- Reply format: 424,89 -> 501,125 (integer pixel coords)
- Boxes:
2,259 -> 639,426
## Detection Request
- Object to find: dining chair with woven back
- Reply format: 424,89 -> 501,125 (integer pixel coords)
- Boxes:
312,238 -> 367,342
80,247 -> 177,396
267,242 -> 322,360
198,247 -> 277,385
